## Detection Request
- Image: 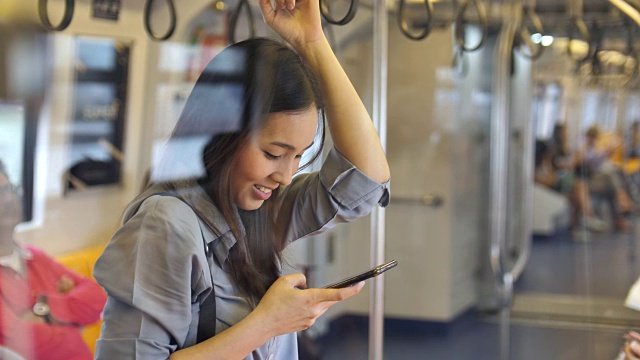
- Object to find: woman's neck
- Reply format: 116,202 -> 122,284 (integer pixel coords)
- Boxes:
0,231 -> 16,257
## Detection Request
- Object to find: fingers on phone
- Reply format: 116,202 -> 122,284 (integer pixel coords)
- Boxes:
329,282 -> 364,301
281,273 -> 307,289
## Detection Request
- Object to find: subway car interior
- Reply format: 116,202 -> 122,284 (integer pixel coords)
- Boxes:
2,0 -> 640,359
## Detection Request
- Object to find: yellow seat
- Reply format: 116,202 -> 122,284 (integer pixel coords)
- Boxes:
56,244 -> 106,357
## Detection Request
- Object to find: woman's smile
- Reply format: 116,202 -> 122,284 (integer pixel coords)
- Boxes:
231,108 -> 318,210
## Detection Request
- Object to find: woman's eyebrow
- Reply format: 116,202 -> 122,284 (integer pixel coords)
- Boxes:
271,141 -> 315,152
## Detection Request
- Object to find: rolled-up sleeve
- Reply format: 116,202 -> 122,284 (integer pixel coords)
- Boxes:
94,196 -> 211,359
276,147 -> 390,244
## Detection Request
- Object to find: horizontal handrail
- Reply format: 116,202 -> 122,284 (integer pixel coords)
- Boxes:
391,194 -> 444,207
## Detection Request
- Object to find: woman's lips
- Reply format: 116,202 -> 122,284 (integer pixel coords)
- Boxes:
253,185 -> 273,201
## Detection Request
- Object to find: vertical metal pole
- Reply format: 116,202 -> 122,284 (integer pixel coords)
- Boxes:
489,2 -> 513,306
370,0 -> 388,360
490,2 -> 519,360
506,1 -> 533,283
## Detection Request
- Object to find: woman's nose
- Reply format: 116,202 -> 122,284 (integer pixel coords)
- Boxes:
271,160 -> 297,187
272,169 -> 293,187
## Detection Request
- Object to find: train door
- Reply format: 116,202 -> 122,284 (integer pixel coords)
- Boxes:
509,15 -> 640,338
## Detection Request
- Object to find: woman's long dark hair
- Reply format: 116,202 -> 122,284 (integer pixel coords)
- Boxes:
155,38 -> 325,303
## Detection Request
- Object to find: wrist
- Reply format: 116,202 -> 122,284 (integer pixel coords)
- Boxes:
246,306 -> 278,340
295,36 -> 331,67
33,295 -> 51,324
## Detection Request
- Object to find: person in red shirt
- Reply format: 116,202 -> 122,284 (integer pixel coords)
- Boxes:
0,160 -> 107,359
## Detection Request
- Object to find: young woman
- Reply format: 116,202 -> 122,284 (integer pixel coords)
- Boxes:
93,0 -> 390,359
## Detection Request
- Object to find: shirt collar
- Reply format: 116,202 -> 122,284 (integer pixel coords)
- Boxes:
128,182 -> 242,268
171,185 -> 241,269
0,244 -> 31,274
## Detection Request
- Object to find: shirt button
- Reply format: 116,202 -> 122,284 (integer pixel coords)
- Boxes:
267,355 -> 274,360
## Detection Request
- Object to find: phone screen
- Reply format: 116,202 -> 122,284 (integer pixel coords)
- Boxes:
323,260 -> 398,289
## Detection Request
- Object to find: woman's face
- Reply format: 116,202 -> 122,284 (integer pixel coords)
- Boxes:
231,107 -> 318,210
0,173 -> 22,233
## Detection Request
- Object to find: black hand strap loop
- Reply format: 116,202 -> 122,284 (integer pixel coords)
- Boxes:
566,15 -> 591,63
454,0 -> 489,52
228,0 -> 256,45
144,0 -> 177,42
320,0 -> 358,26
517,6 -> 545,60
397,0 -> 434,41
38,0 -> 74,32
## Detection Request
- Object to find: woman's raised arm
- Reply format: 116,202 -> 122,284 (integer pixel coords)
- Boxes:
259,0 -> 390,183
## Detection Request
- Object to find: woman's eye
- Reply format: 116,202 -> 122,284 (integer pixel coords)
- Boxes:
264,151 -> 280,160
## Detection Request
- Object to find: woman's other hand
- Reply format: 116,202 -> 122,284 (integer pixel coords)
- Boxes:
258,0 -> 324,50
624,331 -> 640,360
56,275 -> 75,294
21,311 -> 47,324
254,273 -> 364,337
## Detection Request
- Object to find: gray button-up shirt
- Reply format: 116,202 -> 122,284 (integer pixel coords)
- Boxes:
93,148 -> 389,359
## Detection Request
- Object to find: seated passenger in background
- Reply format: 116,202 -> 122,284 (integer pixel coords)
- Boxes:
534,140 -> 606,234
575,125 -> 634,231
548,123 -> 575,195
624,121 -> 640,194
0,160 -> 107,360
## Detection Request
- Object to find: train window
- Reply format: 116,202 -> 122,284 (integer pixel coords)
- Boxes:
533,82 -> 562,139
581,89 -> 618,132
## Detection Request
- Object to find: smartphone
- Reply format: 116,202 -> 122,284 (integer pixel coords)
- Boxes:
323,260 -> 398,289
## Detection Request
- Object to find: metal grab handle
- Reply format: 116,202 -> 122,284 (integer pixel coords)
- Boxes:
624,21 -> 639,86
566,15 -> 591,62
517,6 -> 545,60
609,0 -> 640,26
452,47 -> 469,77
510,77 -> 534,282
391,194 -> 444,207
38,0 -> 74,31
489,35 -> 510,289
228,0 -> 256,44
144,0 -> 177,41
489,1 -> 519,292
454,0 -> 489,52
397,0 -> 434,41
490,0 -> 534,302
320,0 -> 359,26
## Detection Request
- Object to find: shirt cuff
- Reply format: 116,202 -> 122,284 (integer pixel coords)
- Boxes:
319,148 -> 390,209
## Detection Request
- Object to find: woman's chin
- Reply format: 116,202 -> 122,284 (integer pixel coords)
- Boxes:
237,200 -> 265,211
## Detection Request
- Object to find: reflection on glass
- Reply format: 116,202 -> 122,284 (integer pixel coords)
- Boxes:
65,37 -> 130,192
